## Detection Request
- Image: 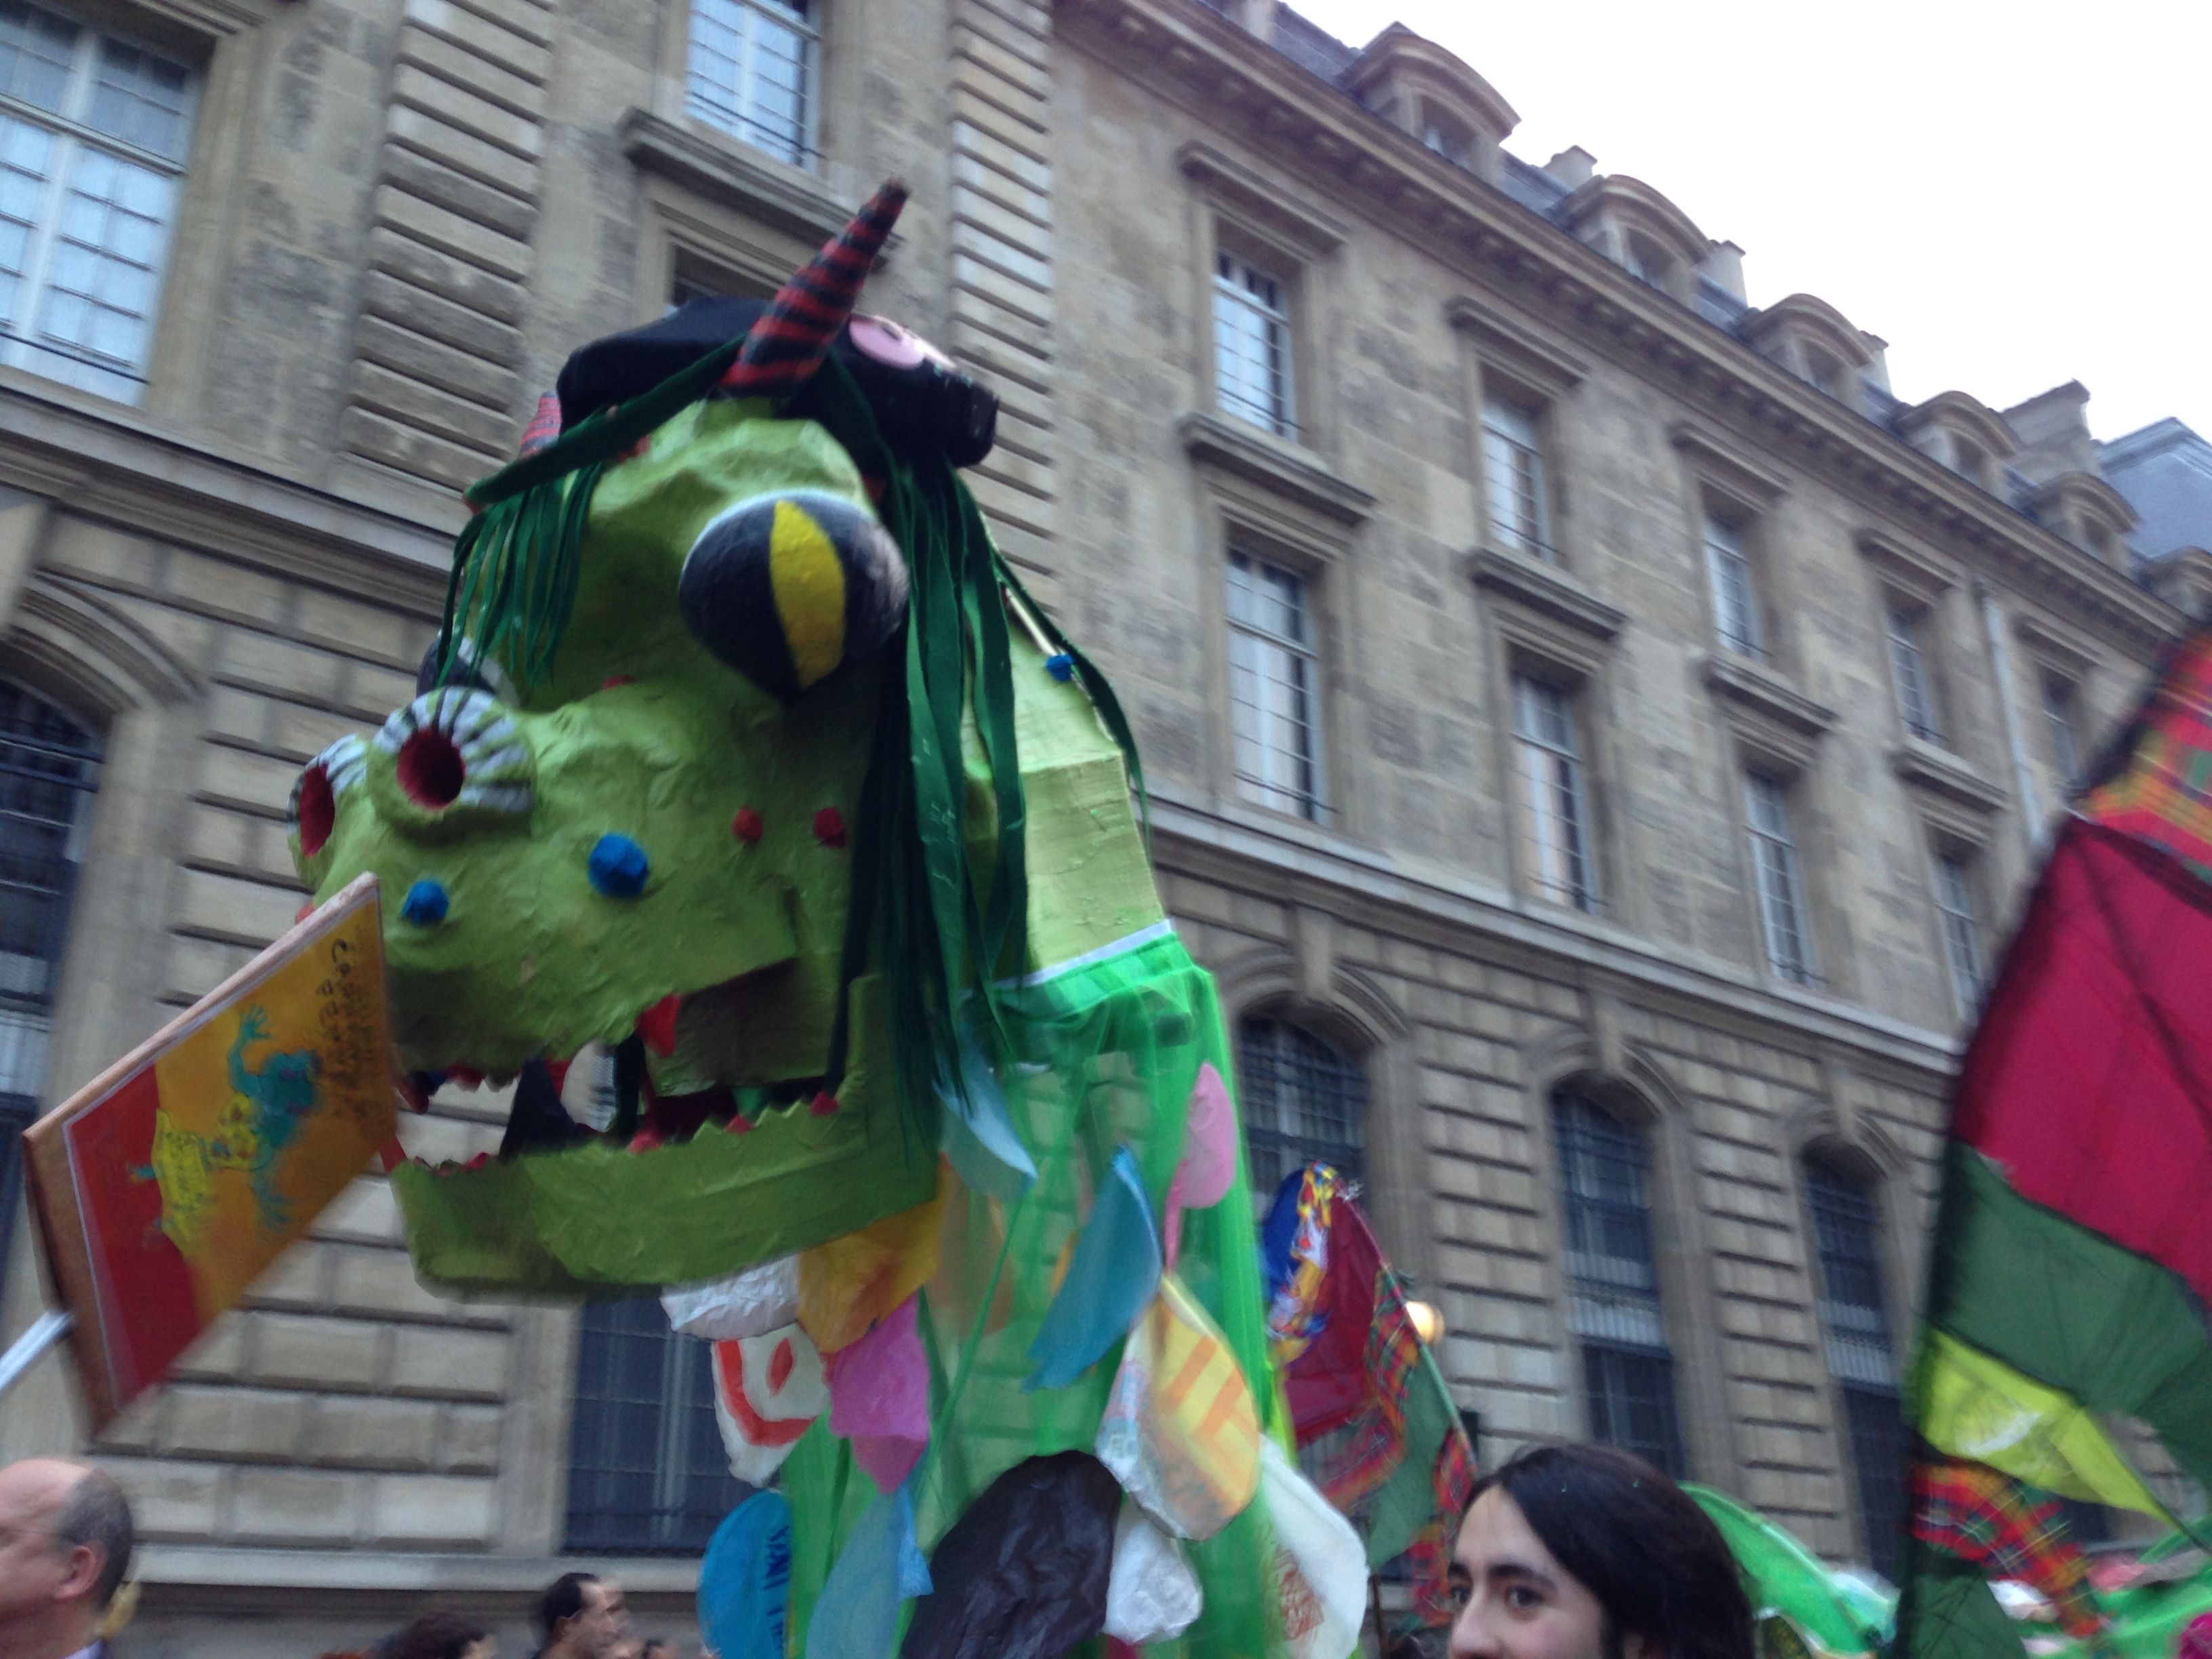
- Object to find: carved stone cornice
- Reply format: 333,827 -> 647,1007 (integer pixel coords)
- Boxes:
620,110 -> 867,250
1856,528 -> 1957,602
1700,653 -> 1837,741
1054,0 -> 2182,655
1177,411 -> 1375,528
1177,142 -> 1349,256
1671,420 -> 1789,508
1889,739 -> 2007,815
1470,547 -> 1624,641
0,375 -> 453,611
1447,295 -> 1586,394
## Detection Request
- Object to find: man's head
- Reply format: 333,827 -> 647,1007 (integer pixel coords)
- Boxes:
0,1458 -> 135,1646
537,1572 -> 627,1659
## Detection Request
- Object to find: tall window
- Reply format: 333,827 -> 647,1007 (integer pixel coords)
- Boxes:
1213,251 -> 1294,437
1236,1017 -> 1364,1200
0,680 -> 99,1288
1744,771 -> 1816,986
1932,848 -> 1984,1017
685,0 -> 815,167
0,3 -> 196,402
1554,1088 -> 1683,1476
1803,1156 -> 1902,1579
2043,674 -> 2083,793
1703,515 -> 1765,661
1227,551 -> 1323,821
1886,602 -> 1943,743
1481,395 -> 1551,562
567,1296 -> 750,1553
1512,674 -> 1595,912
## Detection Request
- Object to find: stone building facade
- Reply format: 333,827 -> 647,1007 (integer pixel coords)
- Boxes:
0,0 -> 2195,1649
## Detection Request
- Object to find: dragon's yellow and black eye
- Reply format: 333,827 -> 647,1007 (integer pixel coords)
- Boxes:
677,489 -> 909,703
291,733 -> 367,873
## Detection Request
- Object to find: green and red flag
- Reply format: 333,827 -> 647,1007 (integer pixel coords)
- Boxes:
1900,630 -> 2212,1659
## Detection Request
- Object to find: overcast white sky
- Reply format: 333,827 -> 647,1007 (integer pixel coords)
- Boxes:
1290,0 -> 2212,443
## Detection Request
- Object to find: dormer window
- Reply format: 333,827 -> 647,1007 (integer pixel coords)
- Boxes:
1422,105 -> 1474,170
1746,294 -> 1879,411
1951,437 -> 1990,489
1625,236 -> 1676,293
1901,392 -> 2020,497
1343,23 -> 1517,185
1804,350 -> 1843,399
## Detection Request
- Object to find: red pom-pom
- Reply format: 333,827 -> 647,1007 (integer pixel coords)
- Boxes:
602,674 -> 636,690
732,807 -> 764,844
813,808 -> 847,848
809,1090 -> 840,1117
637,994 -> 681,1057
726,1112 -> 756,1135
463,1151 -> 493,1172
628,1127 -> 666,1153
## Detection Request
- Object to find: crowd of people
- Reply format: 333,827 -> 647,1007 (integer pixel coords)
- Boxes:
0,1443 -> 1758,1659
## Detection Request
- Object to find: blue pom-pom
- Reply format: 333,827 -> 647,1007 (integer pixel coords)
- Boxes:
401,878 -> 449,926
1046,652 -> 1075,682
589,833 -> 651,898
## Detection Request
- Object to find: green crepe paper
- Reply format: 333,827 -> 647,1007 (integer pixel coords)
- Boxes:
302,403 -> 886,1080
393,976 -> 937,1297
1687,1484 -> 1891,1658
785,930 -> 1284,1659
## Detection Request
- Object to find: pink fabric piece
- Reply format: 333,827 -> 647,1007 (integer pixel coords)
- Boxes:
1164,1063 -> 1239,1267
825,1294 -> 929,1492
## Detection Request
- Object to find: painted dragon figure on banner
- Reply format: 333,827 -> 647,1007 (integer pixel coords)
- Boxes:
287,183 -> 1462,1658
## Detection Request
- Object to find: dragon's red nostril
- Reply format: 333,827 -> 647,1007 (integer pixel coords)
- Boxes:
296,765 -> 336,855
397,728 -> 466,809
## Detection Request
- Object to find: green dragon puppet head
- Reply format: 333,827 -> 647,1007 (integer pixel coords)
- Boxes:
285,184 -> 1159,1293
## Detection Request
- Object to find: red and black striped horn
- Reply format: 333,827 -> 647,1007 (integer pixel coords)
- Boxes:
719,179 -> 907,401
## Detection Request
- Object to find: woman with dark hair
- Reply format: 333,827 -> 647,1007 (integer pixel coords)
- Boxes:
388,1611 -> 499,1659
1447,1443 -> 1753,1659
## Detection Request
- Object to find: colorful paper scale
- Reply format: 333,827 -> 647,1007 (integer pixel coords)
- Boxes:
1899,626 -> 2212,1659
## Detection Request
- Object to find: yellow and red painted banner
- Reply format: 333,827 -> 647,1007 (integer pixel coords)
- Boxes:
23,875 -> 394,1430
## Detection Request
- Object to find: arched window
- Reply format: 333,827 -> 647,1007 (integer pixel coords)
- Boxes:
0,680 -> 100,1286
1237,1016 -> 1365,1200
565,1296 -> 750,1553
1553,1086 -> 1683,1475
1803,1153 -> 1903,1577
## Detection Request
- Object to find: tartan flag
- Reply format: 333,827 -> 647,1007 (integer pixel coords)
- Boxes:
1898,624 -> 2212,1659
1265,1167 -> 1477,1628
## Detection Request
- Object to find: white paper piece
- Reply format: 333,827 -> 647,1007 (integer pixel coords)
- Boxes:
663,1255 -> 801,1340
710,1324 -> 827,1485
1261,1438 -> 1368,1659
1104,1502 -> 1204,1645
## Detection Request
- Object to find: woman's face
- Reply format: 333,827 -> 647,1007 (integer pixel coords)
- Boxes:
1447,1487 -> 1650,1659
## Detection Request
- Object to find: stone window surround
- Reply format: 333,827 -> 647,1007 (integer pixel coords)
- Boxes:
1450,297 -> 1586,575
1923,831 -> 1990,1021
1857,533 -> 1959,752
0,0 -> 270,430
1519,1029 -> 1736,1484
1674,420 -> 1796,680
1710,717 -> 1848,1000
1475,569 -> 1625,928
1179,430 -> 1366,838
620,106 -> 881,323
1061,0 -> 2179,660
1179,142 -> 1345,456
1208,922 -> 1426,1278
1781,1101 -> 1914,1565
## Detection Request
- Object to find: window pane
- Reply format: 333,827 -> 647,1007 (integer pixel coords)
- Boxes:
1228,553 -> 1322,819
1513,676 -> 1594,910
1704,518 -> 1763,659
89,38 -> 192,161
567,1296 -> 750,1553
1843,1382 -> 1906,1580
1237,1017 -> 1364,1199
0,3 -> 77,115
1887,606 -> 1941,743
1934,851 -> 1982,1014
1213,255 -> 1293,436
1483,397 -> 1549,562
2044,678 -> 2082,790
1745,775 -> 1814,984
1554,1089 -> 1684,1471
686,0 -> 814,167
